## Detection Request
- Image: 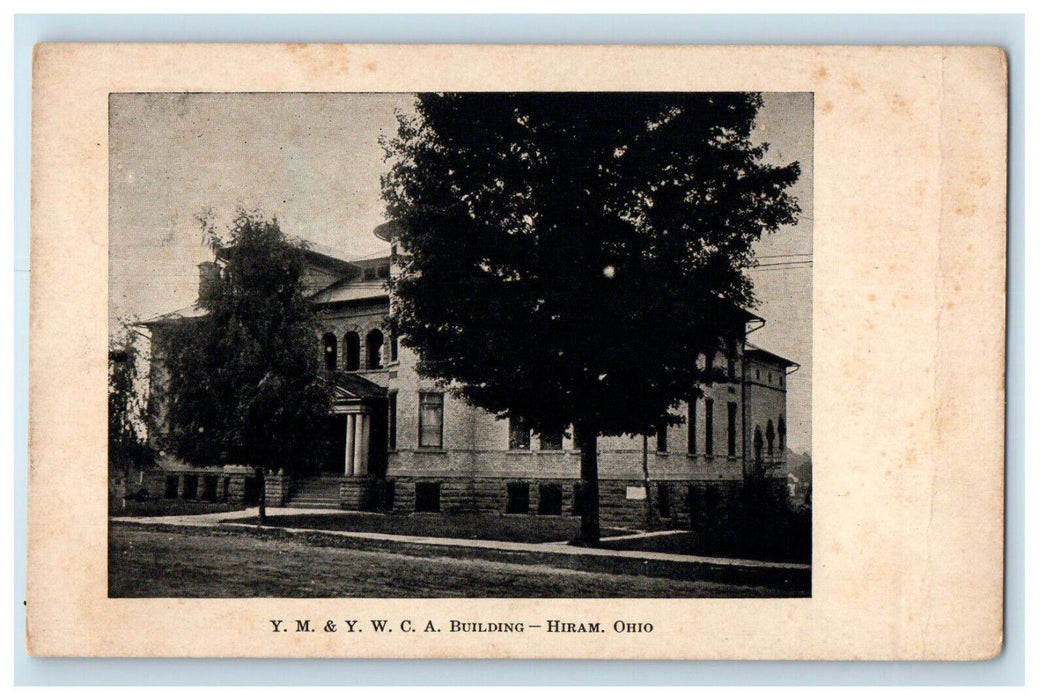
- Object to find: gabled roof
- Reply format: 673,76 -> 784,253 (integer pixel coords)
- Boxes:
299,241 -> 363,275
309,279 -> 389,305
330,371 -> 387,401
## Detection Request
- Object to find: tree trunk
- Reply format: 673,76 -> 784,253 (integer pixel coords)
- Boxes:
641,434 -> 655,529
576,426 -> 600,547
256,467 -> 267,525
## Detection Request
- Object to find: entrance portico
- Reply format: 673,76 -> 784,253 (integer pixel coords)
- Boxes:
338,407 -> 371,476
328,370 -> 388,482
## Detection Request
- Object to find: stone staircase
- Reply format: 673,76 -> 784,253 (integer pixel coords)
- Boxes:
285,475 -> 343,509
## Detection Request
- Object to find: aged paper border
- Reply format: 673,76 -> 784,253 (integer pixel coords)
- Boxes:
27,43 -> 1006,660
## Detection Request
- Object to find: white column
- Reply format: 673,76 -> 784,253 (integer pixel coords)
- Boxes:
345,413 -> 356,476
358,413 -> 371,475
353,412 -> 366,476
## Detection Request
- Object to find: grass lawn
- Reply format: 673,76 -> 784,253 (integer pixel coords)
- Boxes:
225,512 -> 633,544
600,530 -> 811,564
111,499 -> 243,517
108,523 -> 801,598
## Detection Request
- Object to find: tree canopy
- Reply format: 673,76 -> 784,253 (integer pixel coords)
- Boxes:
382,92 -> 801,544
109,323 -> 152,474
157,212 -> 332,472
383,93 -> 800,435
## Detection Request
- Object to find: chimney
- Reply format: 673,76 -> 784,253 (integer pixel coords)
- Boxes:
197,261 -> 220,301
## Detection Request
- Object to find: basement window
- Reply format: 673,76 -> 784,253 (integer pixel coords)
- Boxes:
538,483 -> 563,515
415,482 -> 441,513
506,482 -> 530,514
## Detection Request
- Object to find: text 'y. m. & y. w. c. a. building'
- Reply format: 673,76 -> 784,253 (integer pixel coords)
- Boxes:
139,223 -> 797,529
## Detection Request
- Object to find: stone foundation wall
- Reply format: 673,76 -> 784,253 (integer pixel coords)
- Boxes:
339,477 -> 371,510
225,475 -> 246,504
264,472 -> 291,506
388,475 -> 749,529
136,464 -> 257,505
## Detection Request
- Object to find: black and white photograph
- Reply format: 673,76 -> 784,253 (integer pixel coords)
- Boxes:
106,91 -> 813,599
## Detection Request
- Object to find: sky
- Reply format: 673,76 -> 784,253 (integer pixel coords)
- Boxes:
109,92 -> 812,454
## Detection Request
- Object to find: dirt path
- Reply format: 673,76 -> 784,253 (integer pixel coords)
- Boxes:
109,525 -> 798,598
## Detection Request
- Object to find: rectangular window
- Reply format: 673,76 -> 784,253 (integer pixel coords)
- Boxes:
705,398 -> 714,456
727,401 -> 737,457
538,483 -> 563,515
687,398 -> 698,454
657,484 -> 673,519
656,416 -> 668,453
418,392 -> 444,448
389,333 -> 398,363
506,482 -> 530,514
415,482 -> 441,512
728,357 -> 736,380
509,415 -> 531,450
387,391 -> 397,450
539,433 -> 563,451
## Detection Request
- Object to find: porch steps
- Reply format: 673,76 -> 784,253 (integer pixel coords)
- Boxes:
285,476 -> 343,509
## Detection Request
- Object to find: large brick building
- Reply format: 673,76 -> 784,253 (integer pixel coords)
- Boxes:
142,225 -> 796,529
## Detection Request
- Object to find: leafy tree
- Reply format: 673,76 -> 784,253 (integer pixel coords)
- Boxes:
109,323 -> 152,476
158,212 -> 333,517
382,92 -> 800,545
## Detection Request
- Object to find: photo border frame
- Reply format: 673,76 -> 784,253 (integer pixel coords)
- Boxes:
12,12 -> 1025,686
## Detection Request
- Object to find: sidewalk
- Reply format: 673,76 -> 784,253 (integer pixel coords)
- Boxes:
111,507 -> 811,591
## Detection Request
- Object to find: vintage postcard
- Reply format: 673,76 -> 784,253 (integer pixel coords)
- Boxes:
28,44 -> 1006,659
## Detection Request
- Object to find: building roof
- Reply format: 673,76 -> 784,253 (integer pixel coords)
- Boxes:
352,249 -> 392,263
215,239 -> 361,276
745,343 -> 799,369
309,279 -> 389,305
330,372 -> 387,401
138,303 -> 208,327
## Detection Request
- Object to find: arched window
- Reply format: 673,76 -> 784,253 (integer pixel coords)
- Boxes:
753,426 -> 763,464
778,416 -> 786,453
343,331 -> 360,371
366,329 -> 384,370
322,332 -> 337,371
766,419 -> 776,457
